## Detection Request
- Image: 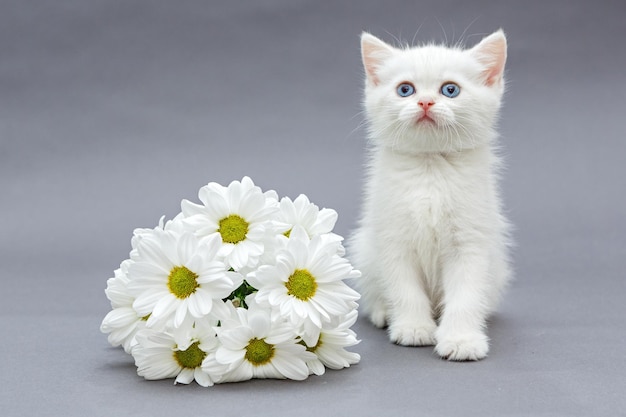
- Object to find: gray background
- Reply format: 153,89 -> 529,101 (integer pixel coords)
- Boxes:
2,0 -> 625,416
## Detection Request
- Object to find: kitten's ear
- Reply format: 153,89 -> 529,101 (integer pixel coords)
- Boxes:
361,32 -> 395,86
470,29 -> 507,87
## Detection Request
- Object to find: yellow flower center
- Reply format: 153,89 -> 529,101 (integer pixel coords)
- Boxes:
218,215 -> 249,244
285,269 -> 317,301
173,341 -> 207,369
168,266 -> 199,299
244,338 -> 275,366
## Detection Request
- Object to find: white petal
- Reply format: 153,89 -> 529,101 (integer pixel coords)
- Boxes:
240,176 -> 255,190
318,347 -> 360,369
288,226 -> 310,250
196,260 -> 229,280
247,311 -> 270,338
313,208 -> 338,234
128,262 -> 168,284
252,363 -> 283,380
228,245 -> 248,270
219,327 -> 253,350
136,239 -> 172,272
300,319 -> 322,347
268,288 -> 287,306
223,361 -> 254,382
205,181 -> 227,196
182,215 -> 214,233
173,301 -> 189,328
148,294 -> 178,322
180,199 -> 205,217
132,290 -> 168,317
272,351 -> 309,381
291,243 -> 310,269
319,282 -> 360,301
176,233 -> 198,265
226,180 -> 243,211
215,347 -> 245,366
194,368 -> 213,387
252,265 -> 279,288
199,188 -> 230,219
188,292 -> 211,318
265,324 -> 297,345
315,260 -> 353,283
175,368 -> 194,385
100,308 -> 139,332
280,197 -> 297,222
311,291 -> 351,316
201,234 -> 223,259
202,275 -> 237,298
224,269 -> 247,288
244,225 -> 266,242
238,190 -> 268,220
201,354 -> 228,380
294,193 -> 312,208
208,298 -> 230,320
264,189 -> 279,203
307,358 -> 326,376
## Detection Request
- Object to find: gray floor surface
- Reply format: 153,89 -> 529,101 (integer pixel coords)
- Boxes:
2,1 -> 625,416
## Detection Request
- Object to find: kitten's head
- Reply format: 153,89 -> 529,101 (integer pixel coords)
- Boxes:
361,30 -> 507,154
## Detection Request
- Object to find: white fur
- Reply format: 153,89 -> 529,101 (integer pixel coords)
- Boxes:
349,30 -> 512,361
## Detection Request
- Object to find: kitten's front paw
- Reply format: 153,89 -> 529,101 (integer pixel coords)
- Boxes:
435,331 -> 489,361
369,309 -> 388,328
367,300 -> 388,328
389,323 -> 437,346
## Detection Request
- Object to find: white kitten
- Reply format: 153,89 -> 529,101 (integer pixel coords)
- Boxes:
349,30 -> 512,361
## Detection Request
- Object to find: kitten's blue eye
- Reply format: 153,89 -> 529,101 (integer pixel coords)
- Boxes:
441,83 -> 460,98
397,83 -> 415,97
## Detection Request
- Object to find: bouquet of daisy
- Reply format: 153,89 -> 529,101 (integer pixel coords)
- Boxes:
100,177 -> 361,386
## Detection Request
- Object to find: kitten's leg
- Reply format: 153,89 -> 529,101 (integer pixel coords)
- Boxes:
382,252 -> 436,346
483,243 -> 512,315
361,278 -> 389,328
435,251 -> 492,360
348,229 -> 389,328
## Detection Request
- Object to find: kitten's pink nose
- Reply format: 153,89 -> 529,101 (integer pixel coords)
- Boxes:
418,99 -> 435,110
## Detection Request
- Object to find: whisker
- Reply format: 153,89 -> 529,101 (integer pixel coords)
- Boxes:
458,16 -> 481,47
435,18 -> 448,45
411,20 -> 426,46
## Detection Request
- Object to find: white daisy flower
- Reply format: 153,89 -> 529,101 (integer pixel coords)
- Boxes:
100,260 -> 146,353
303,310 -> 361,375
128,230 -> 242,329
180,176 -> 279,271
102,216 -> 189,352
274,194 -> 348,256
275,194 -> 338,238
205,302 -> 315,382
102,177 -> 364,385
247,226 -> 361,343
133,323 -> 222,387
128,215 -> 183,258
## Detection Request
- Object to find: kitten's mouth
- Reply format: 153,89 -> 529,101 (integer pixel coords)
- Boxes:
416,114 -> 436,125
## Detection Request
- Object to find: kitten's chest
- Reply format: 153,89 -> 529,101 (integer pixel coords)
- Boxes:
373,152 -> 473,234
392,164 -> 451,227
